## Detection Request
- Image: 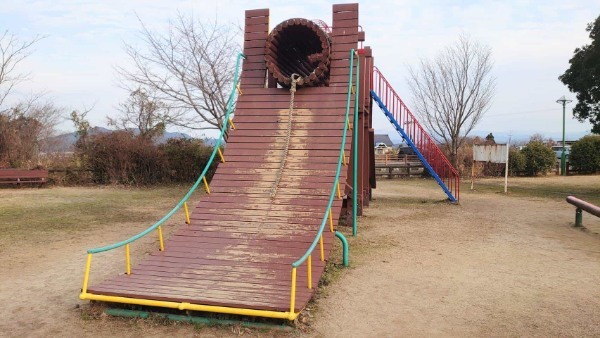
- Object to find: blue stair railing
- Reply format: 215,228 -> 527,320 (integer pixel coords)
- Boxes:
371,66 -> 460,203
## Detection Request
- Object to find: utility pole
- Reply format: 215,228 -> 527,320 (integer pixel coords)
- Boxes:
556,96 -> 572,176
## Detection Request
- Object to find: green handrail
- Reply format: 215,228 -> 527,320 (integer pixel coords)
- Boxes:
87,52 -> 246,254
292,49 -> 357,268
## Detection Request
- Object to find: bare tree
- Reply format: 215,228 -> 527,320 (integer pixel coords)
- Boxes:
108,88 -> 167,140
408,35 -> 495,167
117,14 -> 239,131
0,31 -> 43,111
0,99 -> 62,167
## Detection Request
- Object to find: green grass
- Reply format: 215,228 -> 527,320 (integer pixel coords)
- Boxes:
0,185 -> 196,244
466,175 -> 600,205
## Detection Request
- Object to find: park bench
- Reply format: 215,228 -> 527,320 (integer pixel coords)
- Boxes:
0,169 -> 48,187
566,196 -> 600,227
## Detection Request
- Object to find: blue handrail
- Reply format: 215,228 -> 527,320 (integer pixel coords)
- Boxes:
292,49 -> 358,268
87,52 -> 246,254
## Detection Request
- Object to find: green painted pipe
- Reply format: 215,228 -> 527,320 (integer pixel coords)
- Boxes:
335,231 -> 349,267
352,51 -> 360,237
104,308 -> 291,330
575,208 -> 583,227
292,49 -> 356,269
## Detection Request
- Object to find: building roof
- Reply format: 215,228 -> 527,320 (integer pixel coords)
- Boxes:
374,134 -> 393,146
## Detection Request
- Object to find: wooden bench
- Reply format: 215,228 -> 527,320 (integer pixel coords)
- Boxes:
0,169 -> 49,187
566,196 -> 600,227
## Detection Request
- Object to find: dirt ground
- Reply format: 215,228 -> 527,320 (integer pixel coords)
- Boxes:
0,177 -> 599,337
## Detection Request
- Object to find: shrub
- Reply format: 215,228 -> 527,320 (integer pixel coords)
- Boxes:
508,147 -> 525,176
85,131 -> 168,184
160,138 -> 216,182
570,135 -> 600,173
73,131 -> 216,185
521,141 -> 556,176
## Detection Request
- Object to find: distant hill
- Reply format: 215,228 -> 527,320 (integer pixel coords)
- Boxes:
44,127 -> 193,153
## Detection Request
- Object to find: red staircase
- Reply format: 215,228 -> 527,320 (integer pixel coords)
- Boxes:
372,66 -> 460,202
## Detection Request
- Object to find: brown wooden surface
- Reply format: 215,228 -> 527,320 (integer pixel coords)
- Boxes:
88,5 -> 358,315
0,169 -> 48,185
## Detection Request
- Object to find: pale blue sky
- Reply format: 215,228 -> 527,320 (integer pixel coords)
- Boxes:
1,1 -> 598,141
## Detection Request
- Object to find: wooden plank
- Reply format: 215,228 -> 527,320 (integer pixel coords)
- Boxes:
236,101 -> 351,110
333,11 -> 359,20
243,39 -> 266,49
333,19 -> 359,29
332,3 -> 359,12
245,16 -> 269,26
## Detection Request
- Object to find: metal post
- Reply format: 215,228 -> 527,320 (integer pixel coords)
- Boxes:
575,208 -> 583,227
562,103 -> 566,175
556,96 -> 572,176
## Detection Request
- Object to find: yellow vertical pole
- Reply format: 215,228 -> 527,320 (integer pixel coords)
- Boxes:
82,253 -> 92,294
202,177 -> 211,194
158,226 -> 165,251
328,208 -> 334,232
229,117 -> 236,130
125,244 -> 131,275
342,152 -> 347,166
183,202 -> 191,224
307,255 -> 312,289
319,234 -> 324,261
337,182 -> 342,199
290,268 -> 297,314
217,148 -> 225,163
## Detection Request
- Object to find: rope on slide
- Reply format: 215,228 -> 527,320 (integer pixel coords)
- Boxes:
270,73 -> 301,199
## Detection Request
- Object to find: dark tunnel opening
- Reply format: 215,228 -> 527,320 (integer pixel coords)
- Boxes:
265,18 -> 331,87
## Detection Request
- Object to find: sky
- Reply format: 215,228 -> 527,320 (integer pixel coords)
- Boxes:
1,0 -> 599,142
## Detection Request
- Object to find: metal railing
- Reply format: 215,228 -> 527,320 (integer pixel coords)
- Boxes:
80,49 -> 357,321
372,66 -> 460,202
287,49 -> 359,316
80,53 -> 246,296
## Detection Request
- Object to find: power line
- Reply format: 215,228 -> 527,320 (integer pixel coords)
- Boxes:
486,108 -> 556,117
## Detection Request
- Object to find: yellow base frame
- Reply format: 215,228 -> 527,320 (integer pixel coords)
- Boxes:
80,292 -> 299,321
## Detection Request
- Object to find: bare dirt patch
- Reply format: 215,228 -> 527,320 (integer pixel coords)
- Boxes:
312,177 -> 600,337
0,177 -> 599,337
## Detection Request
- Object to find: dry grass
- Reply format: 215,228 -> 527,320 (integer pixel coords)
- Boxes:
0,186 -> 193,245
469,175 -> 600,205
0,175 -> 599,337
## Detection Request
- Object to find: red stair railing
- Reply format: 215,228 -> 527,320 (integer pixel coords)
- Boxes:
372,66 -> 460,202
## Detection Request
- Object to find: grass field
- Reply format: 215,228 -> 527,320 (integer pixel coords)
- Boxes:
0,175 -> 598,337
0,185 -> 197,247
470,175 -> 600,205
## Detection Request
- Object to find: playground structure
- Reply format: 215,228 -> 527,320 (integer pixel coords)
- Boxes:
79,3 -> 460,322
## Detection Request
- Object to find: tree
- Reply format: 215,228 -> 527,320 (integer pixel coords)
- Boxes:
408,35 -> 496,167
508,147 -> 525,175
559,15 -> 600,133
108,88 -> 167,141
570,135 -> 600,173
117,14 -> 239,132
0,31 -> 43,111
521,141 -> 556,176
0,100 -> 62,167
